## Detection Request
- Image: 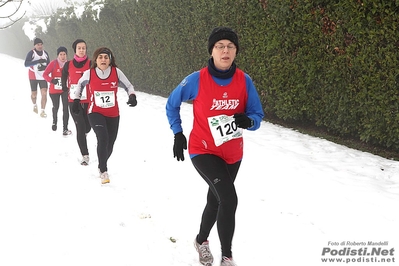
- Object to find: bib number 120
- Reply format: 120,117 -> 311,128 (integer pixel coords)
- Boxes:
208,114 -> 243,146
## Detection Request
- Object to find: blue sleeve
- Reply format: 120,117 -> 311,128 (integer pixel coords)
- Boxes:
244,74 -> 264,131
24,50 -> 35,67
165,71 -> 200,134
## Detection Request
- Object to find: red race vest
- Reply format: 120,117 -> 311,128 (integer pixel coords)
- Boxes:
189,67 -> 248,164
28,49 -> 48,80
88,67 -> 120,117
67,60 -> 90,103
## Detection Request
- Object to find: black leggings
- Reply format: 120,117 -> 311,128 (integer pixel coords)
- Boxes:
69,102 -> 91,156
49,92 -> 69,130
191,154 -> 241,258
88,113 -> 120,173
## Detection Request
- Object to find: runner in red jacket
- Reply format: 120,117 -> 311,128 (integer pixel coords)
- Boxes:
43,46 -> 71,135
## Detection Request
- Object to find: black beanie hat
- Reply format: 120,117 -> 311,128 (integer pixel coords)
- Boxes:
34,38 -> 43,45
57,46 -> 67,55
72,39 -> 86,53
207,27 -> 239,55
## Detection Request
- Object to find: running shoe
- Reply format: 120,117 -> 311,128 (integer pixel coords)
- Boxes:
221,257 -> 237,266
63,129 -> 72,136
100,171 -> 110,184
194,238 -> 214,266
81,155 -> 89,165
40,110 -> 47,118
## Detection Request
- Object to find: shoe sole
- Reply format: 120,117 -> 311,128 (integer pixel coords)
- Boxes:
101,179 -> 110,184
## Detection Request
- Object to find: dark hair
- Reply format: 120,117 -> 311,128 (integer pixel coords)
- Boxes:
91,47 -> 117,69
72,39 -> 86,53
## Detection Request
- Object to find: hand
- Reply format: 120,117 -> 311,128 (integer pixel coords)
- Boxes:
51,79 -> 58,85
233,113 -> 253,129
173,132 -> 187,161
62,86 -> 68,92
71,99 -> 80,115
126,94 -> 137,107
37,64 -> 46,71
38,59 -> 46,64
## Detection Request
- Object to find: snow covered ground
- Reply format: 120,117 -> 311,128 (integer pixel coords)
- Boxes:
0,53 -> 398,265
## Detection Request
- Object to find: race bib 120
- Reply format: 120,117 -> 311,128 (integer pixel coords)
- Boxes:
207,114 -> 243,147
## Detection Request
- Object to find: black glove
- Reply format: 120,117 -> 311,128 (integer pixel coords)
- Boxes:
173,132 -> 187,161
37,59 -> 46,64
234,113 -> 254,129
38,64 -> 46,71
62,86 -> 68,92
71,99 -> 80,115
127,94 -> 137,107
51,79 -> 58,85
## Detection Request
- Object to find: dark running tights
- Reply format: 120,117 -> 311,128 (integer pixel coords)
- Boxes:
191,154 -> 241,258
69,102 -> 91,156
88,113 -> 119,173
50,92 -> 69,130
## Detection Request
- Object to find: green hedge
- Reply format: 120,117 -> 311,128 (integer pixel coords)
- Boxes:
28,0 -> 399,151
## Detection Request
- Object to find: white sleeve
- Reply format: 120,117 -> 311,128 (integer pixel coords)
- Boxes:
75,69 -> 90,99
116,68 -> 135,95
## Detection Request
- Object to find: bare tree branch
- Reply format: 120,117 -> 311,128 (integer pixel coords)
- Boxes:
0,0 -> 29,29
30,0 -> 65,18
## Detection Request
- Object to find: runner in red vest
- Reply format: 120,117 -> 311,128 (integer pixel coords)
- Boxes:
61,39 -> 91,165
73,47 -> 137,184
43,46 -> 71,135
24,38 -> 50,117
166,27 -> 264,266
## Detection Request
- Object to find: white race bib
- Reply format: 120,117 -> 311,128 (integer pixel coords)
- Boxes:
93,91 -> 115,108
207,114 -> 243,147
54,78 -> 62,90
70,84 -> 87,100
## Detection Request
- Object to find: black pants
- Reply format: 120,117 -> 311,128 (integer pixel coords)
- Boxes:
191,154 -> 241,258
50,92 -> 69,130
29,80 -> 48,91
69,102 -> 91,156
88,113 -> 120,173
